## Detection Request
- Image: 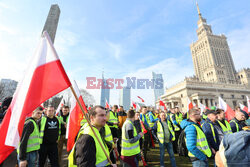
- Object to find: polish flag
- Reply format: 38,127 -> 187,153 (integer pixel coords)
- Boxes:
132,101 -> 136,109
88,106 -> 92,110
199,102 -> 208,115
246,96 -> 250,114
55,96 -> 65,115
137,96 -> 145,103
66,81 -> 86,151
187,97 -> 194,110
0,31 -> 71,163
105,99 -> 110,109
159,99 -> 167,110
218,97 -> 235,121
239,103 -> 248,113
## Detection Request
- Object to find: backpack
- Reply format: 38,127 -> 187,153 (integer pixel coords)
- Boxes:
177,129 -> 188,157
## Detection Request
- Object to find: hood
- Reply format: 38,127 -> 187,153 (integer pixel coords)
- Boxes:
180,119 -> 195,129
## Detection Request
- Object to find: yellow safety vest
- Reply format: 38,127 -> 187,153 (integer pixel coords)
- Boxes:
17,119 -> 40,154
156,120 -> 175,144
108,111 -> 118,128
230,119 -> 239,132
201,122 -> 217,143
188,124 -> 212,158
121,120 -> 140,156
148,112 -> 157,128
217,120 -> 232,134
104,124 -> 114,145
176,113 -> 183,125
170,113 -> 180,131
68,125 -> 110,167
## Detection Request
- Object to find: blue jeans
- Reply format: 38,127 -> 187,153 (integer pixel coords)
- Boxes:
18,151 -> 38,167
159,142 -> 176,167
192,159 -> 209,167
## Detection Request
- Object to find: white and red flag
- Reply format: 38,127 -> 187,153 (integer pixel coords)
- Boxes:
105,99 -> 110,109
56,96 -> 65,115
246,96 -> 250,114
0,31 -> 71,163
137,96 -> 145,103
66,81 -> 86,152
159,99 -> 167,110
199,102 -> 208,115
239,103 -> 248,113
132,101 -> 136,109
218,97 -> 235,121
187,97 -> 194,111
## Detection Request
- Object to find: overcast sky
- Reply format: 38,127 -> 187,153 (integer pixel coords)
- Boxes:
0,0 -> 250,105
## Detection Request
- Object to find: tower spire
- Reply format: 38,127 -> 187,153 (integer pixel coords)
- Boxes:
196,1 -> 202,18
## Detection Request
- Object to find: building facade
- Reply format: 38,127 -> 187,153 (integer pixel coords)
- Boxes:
160,3 -> 250,112
119,87 -> 131,111
100,73 -> 110,107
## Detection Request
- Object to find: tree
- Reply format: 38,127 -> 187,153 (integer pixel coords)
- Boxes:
79,89 -> 95,106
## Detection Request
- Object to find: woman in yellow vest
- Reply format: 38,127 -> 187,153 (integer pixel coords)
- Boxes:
153,111 -> 177,167
17,107 -> 43,167
121,110 -> 143,167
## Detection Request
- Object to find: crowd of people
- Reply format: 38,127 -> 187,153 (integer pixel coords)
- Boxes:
0,97 -> 250,167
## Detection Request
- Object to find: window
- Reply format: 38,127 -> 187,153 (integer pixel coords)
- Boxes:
231,95 -> 234,99
242,95 -> 245,99
233,101 -> 237,108
220,94 -> 224,98
181,94 -> 183,98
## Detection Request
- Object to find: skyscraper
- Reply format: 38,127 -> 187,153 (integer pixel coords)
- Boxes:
100,73 -> 110,107
42,4 -> 60,44
119,87 -> 131,111
190,3 -> 237,84
152,72 -> 164,102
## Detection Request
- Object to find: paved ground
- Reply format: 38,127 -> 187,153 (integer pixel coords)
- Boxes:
3,145 -> 214,167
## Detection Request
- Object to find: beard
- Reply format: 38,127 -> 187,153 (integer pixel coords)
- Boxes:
196,117 -> 202,122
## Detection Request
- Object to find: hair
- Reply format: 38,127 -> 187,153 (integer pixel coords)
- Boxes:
235,106 -> 240,110
216,109 -> 224,114
127,110 -> 135,118
89,105 -> 105,117
62,105 -> 70,109
188,108 -> 198,116
47,105 -> 54,109
119,106 -> 123,108
113,105 -> 118,109
33,106 -> 43,113
141,106 -> 147,109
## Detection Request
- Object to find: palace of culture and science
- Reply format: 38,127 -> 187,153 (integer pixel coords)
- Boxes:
160,3 -> 250,111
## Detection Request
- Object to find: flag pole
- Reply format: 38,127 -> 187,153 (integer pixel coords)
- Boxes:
69,85 -> 112,164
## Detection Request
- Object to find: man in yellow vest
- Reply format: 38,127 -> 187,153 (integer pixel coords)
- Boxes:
169,108 -> 181,153
121,110 -> 143,167
70,105 -> 117,167
38,105 -> 61,167
57,105 -> 70,166
18,107 -> 43,167
153,111 -> 176,167
107,105 -> 119,139
180,108 -> 212,167
230,109 -> 248,133
214,109 -> 232,143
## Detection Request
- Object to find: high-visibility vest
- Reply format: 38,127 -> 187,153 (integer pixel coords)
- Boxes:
176,113 -> 183,124
170,113 -> 180,131
17,119 -> 40,154
108,111 -> 118,128
104,124 -> 114,145
188,124 -> 212,158
201,122 -> 217,143
68,125 -> 110,167
217,120 -> 232,134
230,119 -> 239,132
58,114 -> 69,124
39,116 -> 61,144
80,117 -> 87,126
121,120 -> 140,156
148,112 -> 157,128
157,120 -> 175,144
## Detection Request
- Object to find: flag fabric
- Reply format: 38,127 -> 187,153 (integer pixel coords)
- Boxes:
132,101 -> 136,109
105,99 -> 110,109
199,102 -> 207,115
56,96 -> 65,115
218,97 -> 235,121
159,99 -> 166,110
66,81 -> 86,152
187,97 -> 194,111
137,96 -> 145,103
88,106 -> 92,110
0,31 -> 71,163
239,103 -> 248,113
247,96 -> 250,114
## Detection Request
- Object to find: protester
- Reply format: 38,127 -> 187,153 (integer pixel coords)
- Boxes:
117,106 -> 127,154
17,107 -> 43,167
121,110 -> 143,167
38,105 -> 61,167
140,106 -> 150,162
153,111 -> 176,167
69,105 -> 116,167
169,108 -> 181,153
134,112 -> 143,148
57,105 -> 70,167
230,109 -> 248,133
202,110 -> 220,157
180,108 -> 212,167
107,105 -> 119,138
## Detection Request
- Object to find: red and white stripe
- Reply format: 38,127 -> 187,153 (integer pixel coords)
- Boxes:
0,31 -> 71,163
246,96 -> 250,114
239,103 -> 248,113
218,97 -> 235,121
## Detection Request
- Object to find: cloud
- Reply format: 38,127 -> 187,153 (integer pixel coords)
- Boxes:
106,40 -> 122,60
